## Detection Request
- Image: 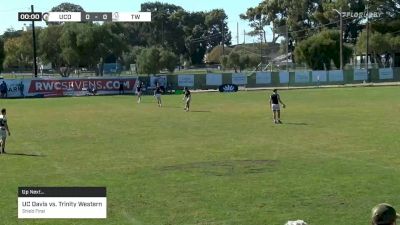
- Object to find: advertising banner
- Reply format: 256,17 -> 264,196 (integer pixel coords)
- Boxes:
206,73 -> 222,86
219,84 -> 238,92
24,78 -> 136,97
312,70 -> 328,82
295,71 -> 310,83
255,72 -> 271,84
329,70 -> 344,82
379,68 -> 394,80
279,71 -> 289,84
150,75 -> 167,87
231,73 -> 247,85
354,69 -> 368,81
177,75 -> 194,87
0,79 -> 29,98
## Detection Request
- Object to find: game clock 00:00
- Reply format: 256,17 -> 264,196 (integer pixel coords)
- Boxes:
18,12 -> 42,21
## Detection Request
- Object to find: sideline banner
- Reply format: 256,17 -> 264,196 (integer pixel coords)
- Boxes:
295,71 -> 310,83
206,73 -> 222,86
354,69 -> 368,81
255,72 -> 271,84
0,79 -> 30,98
219,84 -> 238,92
177,75 -> 194,87
232,73 -> 247,85
279,71 -> 289,84
1,78 -> 136,98
312,70 -> 327,82
329,70 -> 344,82
150,75 -> 167,87
379,68 -> 393,80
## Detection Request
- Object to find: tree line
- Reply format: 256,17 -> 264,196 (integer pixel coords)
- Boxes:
0,2 -> 232,75
240,0 -> 400,70
1,0 -> 400,74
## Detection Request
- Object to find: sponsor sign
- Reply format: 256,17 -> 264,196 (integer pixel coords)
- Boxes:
206,74 -> 222,86
255,72 -> 271,84
329,70 -> 344,82
150,75 -> 167,88
219,84 -> 238,92
379,68 -> 393,80
354,69 -> 368,81
0,80 -> 29,98
295,71 -> 310,83
26,78 -> 136,97
231,73 -> 247,85
279,71 -> 289,83
178,75 -> 194,87
312,70 -> 328,82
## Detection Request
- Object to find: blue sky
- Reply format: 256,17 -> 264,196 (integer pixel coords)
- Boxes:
0,0 -> 269,44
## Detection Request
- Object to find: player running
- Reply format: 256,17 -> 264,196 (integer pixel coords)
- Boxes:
0,108 -> 11,154
269,89 -> 286,124
136,81 -> 144,103
154,83 -> 163,107
183,87 -> 191,112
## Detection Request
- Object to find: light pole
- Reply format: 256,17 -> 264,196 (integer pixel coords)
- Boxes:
286,23 -> 289,72
333,8 -> 343,70
366,0 -> 370,81
221,20 -> 225,56
260,30 -> 263,71
31,5 -> 38,77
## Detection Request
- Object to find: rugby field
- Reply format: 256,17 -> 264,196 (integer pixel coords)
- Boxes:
0,86 -> 399,225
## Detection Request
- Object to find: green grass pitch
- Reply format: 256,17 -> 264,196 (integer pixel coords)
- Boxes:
0,86 -> 399,225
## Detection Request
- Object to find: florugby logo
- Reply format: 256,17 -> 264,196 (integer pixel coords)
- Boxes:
341,11 -> 383,18
219,84 -> 238,92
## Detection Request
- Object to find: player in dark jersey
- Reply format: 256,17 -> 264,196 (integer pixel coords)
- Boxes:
0,108 -> 11,154
154,83 -> 163,107
136,81 -> 144,103
183,87 -> 191,112
269,89 -> 286,124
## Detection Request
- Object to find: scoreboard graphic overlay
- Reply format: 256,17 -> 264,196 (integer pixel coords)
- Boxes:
18,12 -> 152,22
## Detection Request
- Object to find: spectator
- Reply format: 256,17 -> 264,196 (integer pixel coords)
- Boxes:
119,81 -> 124,95
40,64 -> 44,76
371,203 -> 399,225
0,81 -> 7,98
19,81 -> 24,98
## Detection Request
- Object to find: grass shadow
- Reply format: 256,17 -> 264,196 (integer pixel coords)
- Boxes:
163,106 -> 182,109
284,122 -> 309,126
190,110 -> 211,113
160,159 -> 278,176
4,152 -> 45,157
